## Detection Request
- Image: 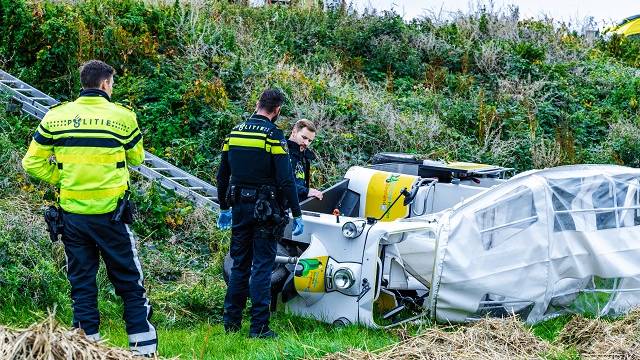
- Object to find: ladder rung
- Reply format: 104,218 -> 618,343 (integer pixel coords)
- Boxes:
0,70 -> 223,212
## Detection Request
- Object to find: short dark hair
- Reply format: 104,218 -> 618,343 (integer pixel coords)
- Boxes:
80,60 -> 115,89
257,89 -> 285,113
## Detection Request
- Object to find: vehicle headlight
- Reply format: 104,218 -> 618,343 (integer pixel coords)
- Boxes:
333,268 -> 355,290
342,220 -> 365,239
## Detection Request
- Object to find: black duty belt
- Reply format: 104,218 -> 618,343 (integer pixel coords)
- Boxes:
230,184 -> 278,204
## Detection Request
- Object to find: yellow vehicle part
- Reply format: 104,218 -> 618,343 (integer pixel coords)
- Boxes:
365,172 -> 416,222
294,256 -> 328,293
447,161 -> 496,171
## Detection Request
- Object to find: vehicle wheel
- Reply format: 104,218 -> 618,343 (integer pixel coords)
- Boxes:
223,242 -> 293,293
333,317 -> 352,327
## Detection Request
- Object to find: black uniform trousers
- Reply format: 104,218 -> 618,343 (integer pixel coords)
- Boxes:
61,212 -> 157,355
223,199 -> 280,334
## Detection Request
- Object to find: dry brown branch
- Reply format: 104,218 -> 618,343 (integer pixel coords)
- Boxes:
530,137 -> 564,169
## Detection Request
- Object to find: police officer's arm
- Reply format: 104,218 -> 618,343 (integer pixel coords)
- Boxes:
21,118 -> 60,185
295,179 -> 309,201
216,136 -> 231,210
123,114 -> 144,166
269,129 -> 302,217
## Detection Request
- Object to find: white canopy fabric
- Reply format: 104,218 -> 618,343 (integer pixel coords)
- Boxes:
429,165 -> 640,323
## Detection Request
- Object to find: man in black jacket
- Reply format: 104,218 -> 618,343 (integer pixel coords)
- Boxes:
287,119 -> 322,201
216,89 -> 304,339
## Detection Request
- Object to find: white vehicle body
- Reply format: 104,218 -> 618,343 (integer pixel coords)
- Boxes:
282,158 -> 640,327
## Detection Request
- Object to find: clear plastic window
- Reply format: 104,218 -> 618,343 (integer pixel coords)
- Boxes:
475,186 -> 537,250
468,293 -> 534,320
550,175 -> 640,232
545,276 -> 640,317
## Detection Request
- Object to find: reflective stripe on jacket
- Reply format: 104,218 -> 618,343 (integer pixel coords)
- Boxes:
22,94 -> 144,214
216,114 -> 301,217
287,139 -> 316,201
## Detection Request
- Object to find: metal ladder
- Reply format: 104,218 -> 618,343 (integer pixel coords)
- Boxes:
0,68 -> 220,211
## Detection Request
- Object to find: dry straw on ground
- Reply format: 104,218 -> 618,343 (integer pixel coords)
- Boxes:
324,316 -> 552,360
326,311 -> 640,360
556,309 -> 640,359
0,313 -> 156,360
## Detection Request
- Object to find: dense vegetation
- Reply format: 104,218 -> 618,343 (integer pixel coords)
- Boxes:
1,0 -> 639,358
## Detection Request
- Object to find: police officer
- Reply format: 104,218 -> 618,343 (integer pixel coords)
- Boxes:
21,60 -> 157,356
287,119 -> 322,201
216,89 -> 304,339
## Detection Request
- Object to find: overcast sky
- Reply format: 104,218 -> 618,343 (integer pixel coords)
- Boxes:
354,1 -> 639,28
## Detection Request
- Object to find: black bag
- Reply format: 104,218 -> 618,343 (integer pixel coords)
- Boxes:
111,190 -> 133,224
44,205 -> 64,242
253,186 -> 279,224
254,197 -> 273,223
240,188 -> 257,202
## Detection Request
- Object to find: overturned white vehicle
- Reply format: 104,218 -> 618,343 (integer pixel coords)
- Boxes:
225,154 -> 640,327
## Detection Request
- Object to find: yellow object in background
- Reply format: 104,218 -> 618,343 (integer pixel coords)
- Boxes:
365,171 -> 416,222
446,161 -> 497,171
294,256 -> 328,293
610,15 -> 640,37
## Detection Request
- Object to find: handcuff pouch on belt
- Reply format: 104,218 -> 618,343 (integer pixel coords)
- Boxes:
250,186 -> 277,223
253,186 -> 290,237
229,185 -> 287,225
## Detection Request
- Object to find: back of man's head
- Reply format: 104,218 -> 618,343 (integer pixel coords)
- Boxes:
257,89 -> 285,113
80,60 -> 115,89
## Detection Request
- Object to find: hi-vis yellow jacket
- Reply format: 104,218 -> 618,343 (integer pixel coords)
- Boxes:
22,95 -> 144,214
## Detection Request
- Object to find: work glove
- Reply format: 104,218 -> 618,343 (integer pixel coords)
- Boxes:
292,216 -> 304,236
217,209 -> 232,230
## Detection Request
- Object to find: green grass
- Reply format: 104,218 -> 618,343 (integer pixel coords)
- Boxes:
532,315 -> 581,360
531,315 -> 573,342
1,298 -> 589,359
0,303 -> 397,359
6,295 -> 636,360
106,313 -> 396,359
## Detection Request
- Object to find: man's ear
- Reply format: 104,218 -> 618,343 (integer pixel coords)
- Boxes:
100,77 -> 111,91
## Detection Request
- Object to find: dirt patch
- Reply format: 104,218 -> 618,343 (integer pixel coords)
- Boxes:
0,314 -> 159,360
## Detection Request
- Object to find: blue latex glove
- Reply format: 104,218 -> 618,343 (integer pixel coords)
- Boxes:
292,216 -> 304,236
217,209 -> 232,230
